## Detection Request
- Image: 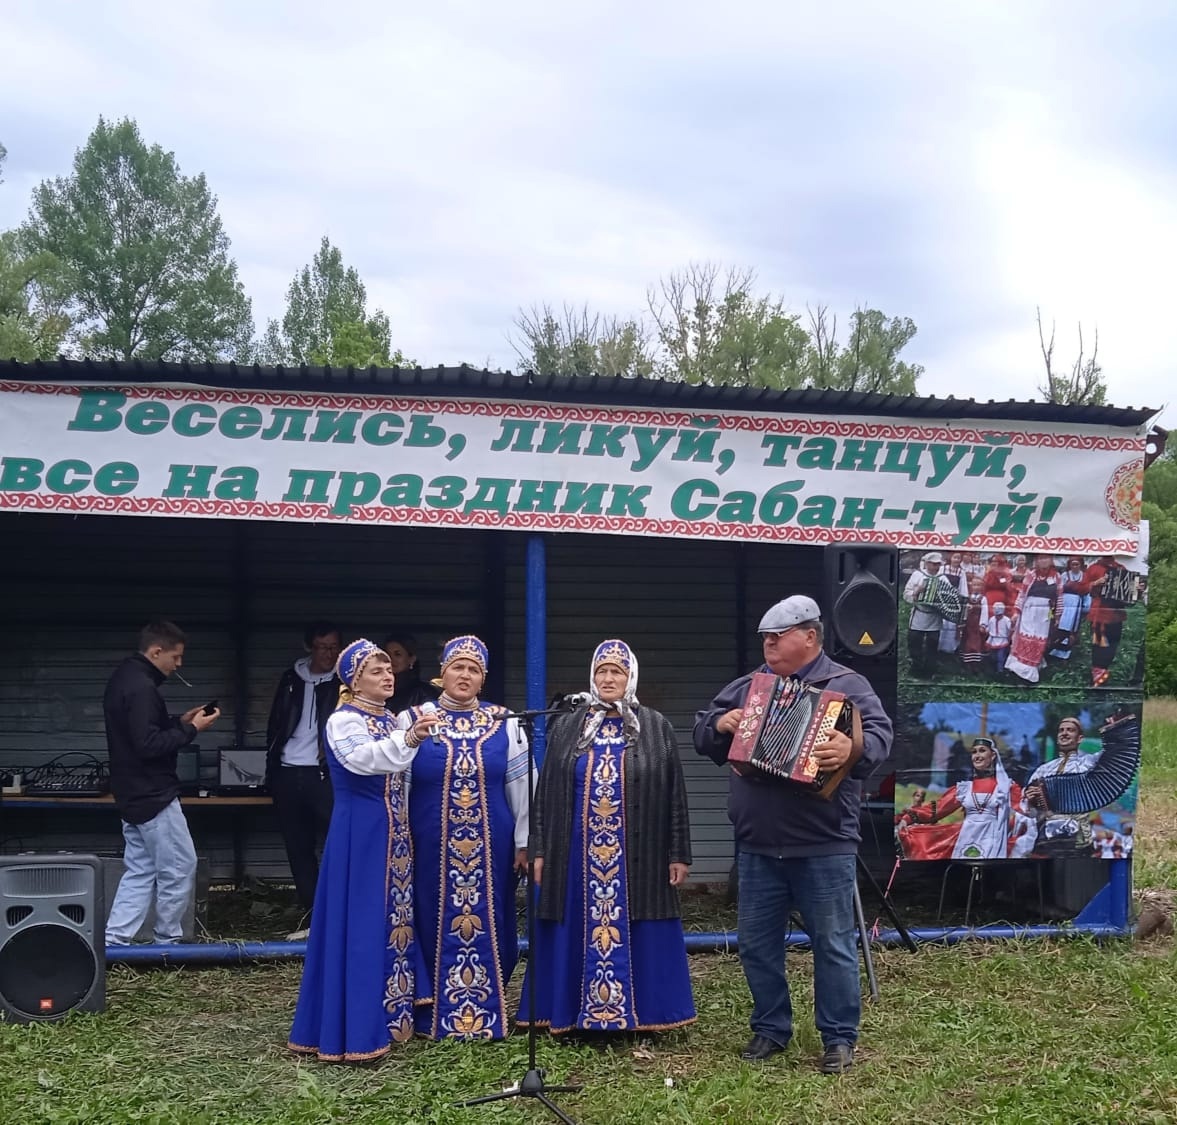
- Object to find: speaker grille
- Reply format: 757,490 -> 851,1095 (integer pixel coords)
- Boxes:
834,575 -> 898,656
59,904 -> 86,926
0,864 -> 91,898
0,924 -> 98,1019
5,905 -> 33,928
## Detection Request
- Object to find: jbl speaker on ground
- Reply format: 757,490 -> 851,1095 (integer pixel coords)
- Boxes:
823,544 -> 899,658
0,854 -> 106,1023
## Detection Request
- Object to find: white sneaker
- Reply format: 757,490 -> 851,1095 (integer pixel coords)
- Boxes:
286,928 -> 310,942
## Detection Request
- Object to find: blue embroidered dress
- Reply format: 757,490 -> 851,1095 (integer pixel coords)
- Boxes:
288,698 -> 421,1062
401,701 -> 531,1040
521,717 -> 696,1035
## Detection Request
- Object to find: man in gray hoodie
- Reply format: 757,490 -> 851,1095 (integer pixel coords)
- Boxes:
265,621 -> 342,927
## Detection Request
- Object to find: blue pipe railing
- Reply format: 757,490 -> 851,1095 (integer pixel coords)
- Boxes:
106,919 -> 1131,966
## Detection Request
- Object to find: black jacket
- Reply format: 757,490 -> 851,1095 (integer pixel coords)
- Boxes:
265,664 -> 340,789
104,653 -> 196,825
385,671 -> 440,717
532,704 -> 692,923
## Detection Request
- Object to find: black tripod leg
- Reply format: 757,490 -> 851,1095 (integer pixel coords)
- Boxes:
453,709 -> 583,1124
853,882 -> 880,1003
536,1093 -> 581,1125
856,855 -> 918,953
458,1090 -> 519,1107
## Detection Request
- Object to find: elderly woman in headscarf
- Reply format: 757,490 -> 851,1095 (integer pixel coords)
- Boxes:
396,634 -> 533,1041
288,640 -> 438,1063
519,639 -> 696,1039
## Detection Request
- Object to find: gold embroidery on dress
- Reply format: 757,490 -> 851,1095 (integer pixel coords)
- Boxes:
431,704 -> 507,1039
581,721 -> 632,1028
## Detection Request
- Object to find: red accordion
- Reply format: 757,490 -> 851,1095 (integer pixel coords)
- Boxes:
727,672 -> 862,799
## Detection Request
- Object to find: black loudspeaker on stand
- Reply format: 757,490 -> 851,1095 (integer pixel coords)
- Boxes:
456,706 -> 583,1125
823,544 -> 899,659
823,543 -> 899,721
0,854 -> 106,1024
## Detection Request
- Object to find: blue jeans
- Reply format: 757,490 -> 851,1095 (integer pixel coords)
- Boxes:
107,799 -> 198,943
736,850 -> 860,1049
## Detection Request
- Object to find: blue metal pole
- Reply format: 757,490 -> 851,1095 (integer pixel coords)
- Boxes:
1108,858 -> 1131,931
525,533 -> 548,767
105,921 -> 1133,966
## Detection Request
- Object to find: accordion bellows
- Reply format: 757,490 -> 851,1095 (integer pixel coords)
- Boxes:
727,672 -> 863,799
1039,713 -> 1141,814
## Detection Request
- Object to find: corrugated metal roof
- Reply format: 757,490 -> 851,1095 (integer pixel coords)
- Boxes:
0,356 -> 1159,428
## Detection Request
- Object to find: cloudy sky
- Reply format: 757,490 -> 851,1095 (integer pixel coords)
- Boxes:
1,1 -> 1173,421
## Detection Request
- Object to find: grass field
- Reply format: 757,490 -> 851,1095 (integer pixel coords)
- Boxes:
3,704 -> 1176,1124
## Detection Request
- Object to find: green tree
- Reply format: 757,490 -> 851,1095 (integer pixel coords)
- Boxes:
1,141 -> 69,360
511,303 -> 656,378
646,263 -> 922,392
0,231 -> 69,361
1144,429 -> 1177,696
1036,308 -> 1107,405
647,264 -> 804,387
259,236 -> 407,367
20,116 -> 253,361
805,305 -> 923,395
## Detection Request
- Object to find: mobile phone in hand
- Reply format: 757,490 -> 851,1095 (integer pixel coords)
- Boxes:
202,700 -> 219,716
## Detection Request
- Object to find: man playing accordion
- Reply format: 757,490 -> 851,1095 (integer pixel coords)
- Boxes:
693,595 -> 893,1074
902,552 -> 962,678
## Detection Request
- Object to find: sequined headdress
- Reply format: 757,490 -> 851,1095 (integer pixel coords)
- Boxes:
335,638 -> 384,705
440,634 -> 489,674
592,639 -> 633,676
579,638 -> 641,750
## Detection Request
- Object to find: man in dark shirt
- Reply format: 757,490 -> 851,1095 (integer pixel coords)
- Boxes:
693,595 -> 893,1074
104,621 -> 219,944
265,620 -> 341,937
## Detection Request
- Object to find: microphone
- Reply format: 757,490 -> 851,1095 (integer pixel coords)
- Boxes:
508,706 -> 568,719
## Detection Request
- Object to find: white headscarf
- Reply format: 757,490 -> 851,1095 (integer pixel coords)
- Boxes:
577,639 -> 642,750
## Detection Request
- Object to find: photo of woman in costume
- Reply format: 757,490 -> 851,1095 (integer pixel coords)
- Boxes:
397,634 -> 533,1041
896,737 -> 1025,860
519,639 -> 696,1039
287,640 -> 437,1063
1004,554 -> 1064,685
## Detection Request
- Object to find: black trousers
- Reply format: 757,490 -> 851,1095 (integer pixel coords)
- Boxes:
908,628 -> 940,678
274,765 -> 333,909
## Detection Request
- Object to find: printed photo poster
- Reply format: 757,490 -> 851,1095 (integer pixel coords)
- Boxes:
892,700 -> 1140,862
896,524 -> 1149,699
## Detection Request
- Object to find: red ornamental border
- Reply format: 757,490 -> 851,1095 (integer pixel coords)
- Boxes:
0,381 -> 1143,453
0,491 -> 1139,554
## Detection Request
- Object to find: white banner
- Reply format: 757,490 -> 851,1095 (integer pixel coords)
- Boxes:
0,381 -> 1145,552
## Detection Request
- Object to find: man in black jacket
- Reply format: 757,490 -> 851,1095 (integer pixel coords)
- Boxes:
694,595 -> 893,1074
265,620 -> 341,929
105,621 -> 220,944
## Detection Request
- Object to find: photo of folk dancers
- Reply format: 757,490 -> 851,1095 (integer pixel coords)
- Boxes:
898,544 -> 1147,692
893,701 -> 1140,863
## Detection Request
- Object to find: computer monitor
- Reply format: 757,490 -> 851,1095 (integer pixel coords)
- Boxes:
217,748 -> 268,792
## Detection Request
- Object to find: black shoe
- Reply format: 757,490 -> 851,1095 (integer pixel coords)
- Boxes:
818,1043 -> 854,1074
740,1034 -> 786,1061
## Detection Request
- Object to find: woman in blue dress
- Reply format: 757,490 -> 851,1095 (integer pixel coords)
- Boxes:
287,639 -> 436,1063
397,635 -> 533,1040
520,639 -> 696,1038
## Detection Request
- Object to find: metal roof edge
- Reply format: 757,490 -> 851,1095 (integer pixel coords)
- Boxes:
0,356 -> 1159,428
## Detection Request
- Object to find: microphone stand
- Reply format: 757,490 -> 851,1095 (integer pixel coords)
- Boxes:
456,705 -> 583,1125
